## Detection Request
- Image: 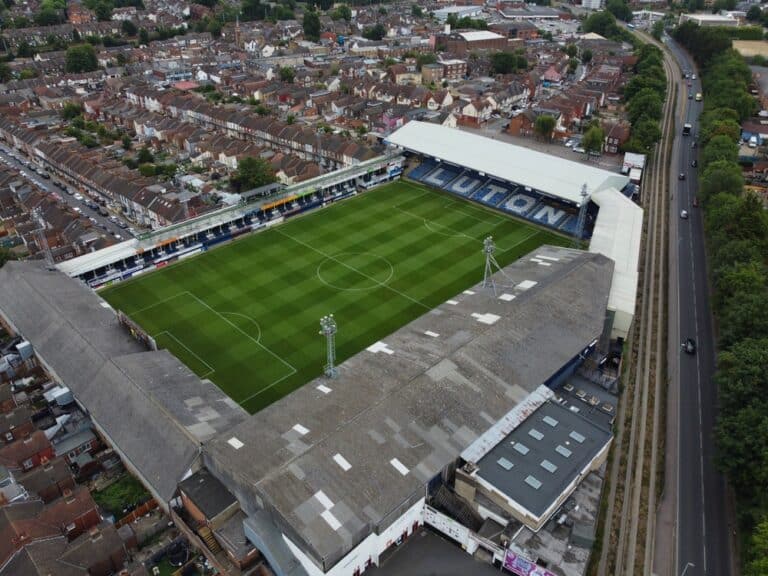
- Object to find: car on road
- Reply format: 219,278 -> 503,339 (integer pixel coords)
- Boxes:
688,92 -> 693,99
692,74 -> 697,80
679,172 -> 686,180
73,206 -> 82,213
117,221 -> 128,229
682,338 -> 697,354
692,197 -> 699,207
680,209 -> 688,219
691,159 -> 697,167
74,193 -> 83,201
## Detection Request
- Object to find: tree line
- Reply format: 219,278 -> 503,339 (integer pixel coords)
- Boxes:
674,24 -> 768,576
623,43 -> 665,152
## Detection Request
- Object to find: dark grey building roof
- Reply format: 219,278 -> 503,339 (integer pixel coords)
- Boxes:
204,246 -> 614,572
474,401 -> 611,518
178,469 -> 236,521
0,261 -> 247,505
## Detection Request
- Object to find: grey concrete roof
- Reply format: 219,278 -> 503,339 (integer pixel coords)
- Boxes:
204,246 -> 614,571
474,401 -> 611,518
0,261 -> 248,504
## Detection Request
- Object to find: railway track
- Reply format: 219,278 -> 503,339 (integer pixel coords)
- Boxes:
597,33 -> 678,576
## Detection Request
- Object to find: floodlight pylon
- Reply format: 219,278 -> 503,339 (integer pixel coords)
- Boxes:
319,314 -> 338,378
575,183 -> 590,245
482,236 -> 502,295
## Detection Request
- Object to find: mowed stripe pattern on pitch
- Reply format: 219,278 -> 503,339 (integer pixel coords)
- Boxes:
101,182 -> 569,413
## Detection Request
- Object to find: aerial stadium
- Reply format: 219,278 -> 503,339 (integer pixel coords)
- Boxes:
0,123 -> 642,576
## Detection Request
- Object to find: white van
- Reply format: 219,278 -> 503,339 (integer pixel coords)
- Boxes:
749,135 -> 758,148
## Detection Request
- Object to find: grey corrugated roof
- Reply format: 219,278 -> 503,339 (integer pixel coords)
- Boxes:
204,246 -> 614,571
474,401 -> 611,518
0,261 -> 247,504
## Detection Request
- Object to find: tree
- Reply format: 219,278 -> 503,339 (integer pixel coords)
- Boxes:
241,0 -> 267,21
207,18 -> 222,38
316,0 -> 332,9
700,160 -> 743,201
631,117 -> 661,149
745,517 -> 768,576
231,156 -> 277,191
65,44 -> 98,73
0,248 -> 17,269
138,163 -> 156,177
490,51 -> 527,74
362,23 -> 386,41
702,134 -> 738,167
746,5 -> 762,22
0,62 -> 11,83
19,68 -> 37,79
582,125 -> 604,154
93,0 -> 112,21
534,115 -> 556,141
60,102 -> 83,120
411,4 -> 422,17
303,9 -> 321,42
627,88 -> 663,125
331,4 -> 351,21
564,44 -> 577,58
567,58 -> 578,75
121,19 -> 137,36
606,0 -> 632,22
581,49 -> 592,64
279,66 -> 295,83
651,19 -> 664,40
137,146 -> 154,164
139,28 -> 149,44
121,134 -> 132,150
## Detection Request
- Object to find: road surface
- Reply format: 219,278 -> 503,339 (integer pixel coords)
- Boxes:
657,35 -> 733,576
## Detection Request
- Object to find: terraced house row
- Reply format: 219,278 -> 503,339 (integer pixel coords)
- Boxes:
124,87 -> 382,169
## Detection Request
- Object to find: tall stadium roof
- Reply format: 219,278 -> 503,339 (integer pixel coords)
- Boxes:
385,122 -> 630,205
589,189 -> 643,338
0,261 -> 247,504
204,246 -> 614,572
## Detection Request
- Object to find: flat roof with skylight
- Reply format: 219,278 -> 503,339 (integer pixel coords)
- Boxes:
473,401 -> 612,521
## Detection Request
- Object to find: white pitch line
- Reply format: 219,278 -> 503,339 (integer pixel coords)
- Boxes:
155,330 -> 215,378
186,292 -> 297,376
275,229 -> 430,310
128,291 -> 191,316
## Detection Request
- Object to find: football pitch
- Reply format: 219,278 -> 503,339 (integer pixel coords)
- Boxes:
101,181 -> 570,413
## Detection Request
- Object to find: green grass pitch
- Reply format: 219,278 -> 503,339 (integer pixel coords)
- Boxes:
100,181 -> 570,413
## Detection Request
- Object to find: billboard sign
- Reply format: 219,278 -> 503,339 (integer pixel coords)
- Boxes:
503,550 -> 557,576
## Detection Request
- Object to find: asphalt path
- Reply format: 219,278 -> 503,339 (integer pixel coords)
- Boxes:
0,145 -> 135,240
663,36 -> 733,576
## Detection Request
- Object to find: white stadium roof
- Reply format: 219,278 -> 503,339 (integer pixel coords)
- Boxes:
385,121 -> 630,206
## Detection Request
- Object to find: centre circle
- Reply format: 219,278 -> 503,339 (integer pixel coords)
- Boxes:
317,253 -> 394,291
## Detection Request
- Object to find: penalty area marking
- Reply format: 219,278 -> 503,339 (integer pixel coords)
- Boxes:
184,292 -> 298,406
154,330 -> 215,379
